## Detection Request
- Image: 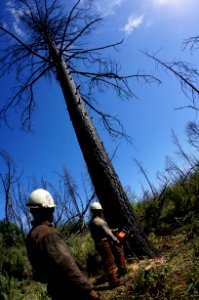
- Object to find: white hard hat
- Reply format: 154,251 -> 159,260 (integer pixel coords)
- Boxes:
26,189 -> 57,208
90,202 -> 103,210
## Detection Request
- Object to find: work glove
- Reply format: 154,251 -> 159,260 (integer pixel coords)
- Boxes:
113,236 -> 120,245
111,228 -> 119,234
88,290 -> 101,300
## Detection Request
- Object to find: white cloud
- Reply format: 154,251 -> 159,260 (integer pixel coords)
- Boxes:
1,22 -> 8,30
5,0 -> 27,38
121,14 -> 144,36
13,22 -> 25,37
95,0 -> 124,17
154,0 -> 169,5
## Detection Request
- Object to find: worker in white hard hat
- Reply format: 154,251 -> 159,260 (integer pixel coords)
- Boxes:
89,202 -> 127,288
26,189 -> 101,300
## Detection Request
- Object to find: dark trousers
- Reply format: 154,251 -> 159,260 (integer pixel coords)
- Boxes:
98,240 -> 127,285
111,242 -> 127,276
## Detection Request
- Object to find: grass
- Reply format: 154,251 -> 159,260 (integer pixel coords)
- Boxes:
96,233 -> 199,300
1,230 -> 199,299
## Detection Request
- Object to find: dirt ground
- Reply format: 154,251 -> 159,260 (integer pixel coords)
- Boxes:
91,257 -> 165,299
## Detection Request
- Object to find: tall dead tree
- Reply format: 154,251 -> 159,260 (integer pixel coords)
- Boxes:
0,0 -> 159,257
186,121 -> 199,149
0,149 -> 21,221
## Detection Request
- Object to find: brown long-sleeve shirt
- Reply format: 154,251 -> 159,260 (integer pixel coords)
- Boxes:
26,220 -> 94,299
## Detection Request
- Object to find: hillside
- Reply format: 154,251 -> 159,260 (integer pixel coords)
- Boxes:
1,166 -> 199,300
91,233 -> 199,299
0,223 -> 199,299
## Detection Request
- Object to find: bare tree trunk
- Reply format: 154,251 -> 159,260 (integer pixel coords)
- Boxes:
49,41 -> 158,258
0,149 -> 19,222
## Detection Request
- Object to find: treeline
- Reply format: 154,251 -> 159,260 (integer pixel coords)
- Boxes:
133,169 -> 199,236
0,156 -> 94,238
1,122 -> 199,237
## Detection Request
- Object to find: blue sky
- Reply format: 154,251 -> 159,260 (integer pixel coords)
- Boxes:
0,0 -> 199,217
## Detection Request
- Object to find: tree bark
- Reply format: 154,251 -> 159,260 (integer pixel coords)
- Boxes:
49,41 -> 158,258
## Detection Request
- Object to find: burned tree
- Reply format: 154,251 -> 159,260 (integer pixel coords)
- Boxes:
0,0 -> 159,257
0,149 -> 21,221
142,50 -> 199,111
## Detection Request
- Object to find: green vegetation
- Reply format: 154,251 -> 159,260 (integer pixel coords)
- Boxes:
0,170 -> 199,299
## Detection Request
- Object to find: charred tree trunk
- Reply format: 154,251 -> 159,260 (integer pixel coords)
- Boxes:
50,41 -> 158,258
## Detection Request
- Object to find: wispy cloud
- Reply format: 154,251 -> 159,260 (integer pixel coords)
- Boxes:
154,0 -> 169,5
5,0 -> 26,37
95,0 -> 124,17
121,14 -> 144,36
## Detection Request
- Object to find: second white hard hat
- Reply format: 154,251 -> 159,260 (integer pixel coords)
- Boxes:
90,201 -> 103,210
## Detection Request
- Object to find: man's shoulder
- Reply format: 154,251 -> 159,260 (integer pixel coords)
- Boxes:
92,216 -> 106,226
30,222 -> 56,238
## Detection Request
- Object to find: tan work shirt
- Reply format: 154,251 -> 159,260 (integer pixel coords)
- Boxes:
89,216 -> 119,248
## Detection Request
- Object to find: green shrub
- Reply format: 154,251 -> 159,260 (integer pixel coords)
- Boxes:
0,273 -> 18,300
129,265 -> 170,300
0,221 -> 22,247
67,231 -> 103,276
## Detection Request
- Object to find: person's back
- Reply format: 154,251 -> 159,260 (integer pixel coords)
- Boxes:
26,220 -> 55,283
89,202 -> 127,288
26,189 -> 100,300
89,215 -> 116,249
